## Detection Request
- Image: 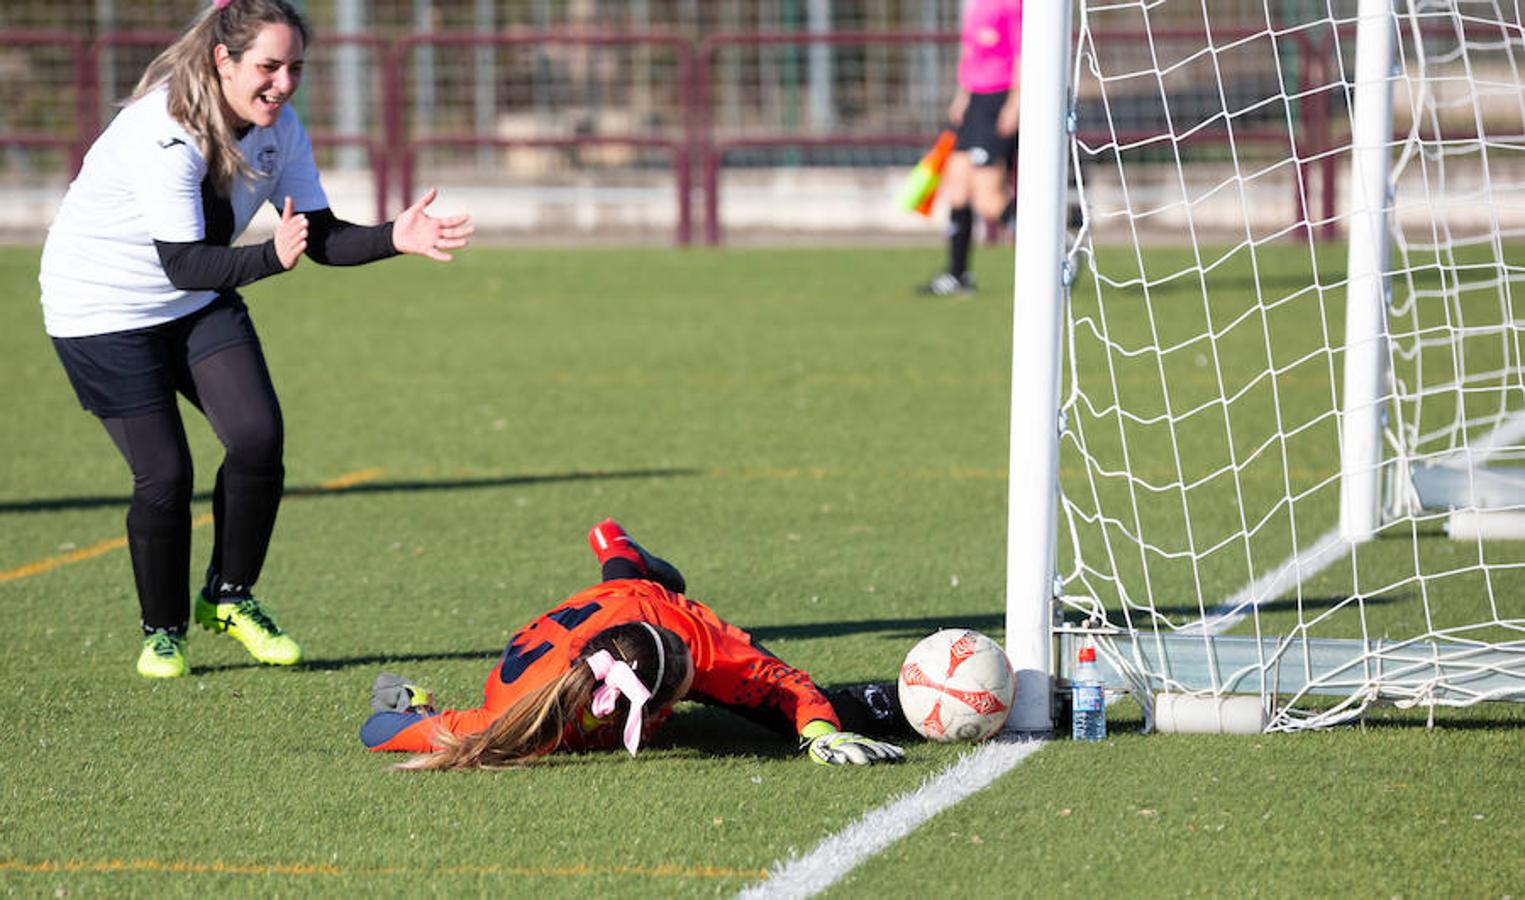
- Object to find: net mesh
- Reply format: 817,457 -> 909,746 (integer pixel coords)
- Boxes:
1060,0 -> 1525,730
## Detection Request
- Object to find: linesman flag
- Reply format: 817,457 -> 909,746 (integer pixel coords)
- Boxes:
895,131 -> 956,217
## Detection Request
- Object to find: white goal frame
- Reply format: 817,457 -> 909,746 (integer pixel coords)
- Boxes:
1005,0 -> 1075,735
1005,0 -> 1525,734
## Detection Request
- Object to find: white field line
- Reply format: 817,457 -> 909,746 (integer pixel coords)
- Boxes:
737,737 -> 1047,900
1189,527 -> 1353,636
1441,410 -> 1525,462
735,530 -> 1348,900
739,415 -> 1525,899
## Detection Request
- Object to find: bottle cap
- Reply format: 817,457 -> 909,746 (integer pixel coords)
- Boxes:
1078,647 -> 1096,662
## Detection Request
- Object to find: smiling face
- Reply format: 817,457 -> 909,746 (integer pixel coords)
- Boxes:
215,22 -> 304,129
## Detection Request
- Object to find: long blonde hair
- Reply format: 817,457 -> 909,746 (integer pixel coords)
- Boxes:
131,0 -> 310,196
397,623 -> 691,772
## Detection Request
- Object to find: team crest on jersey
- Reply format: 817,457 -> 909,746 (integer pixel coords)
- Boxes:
257,145 -> 279,175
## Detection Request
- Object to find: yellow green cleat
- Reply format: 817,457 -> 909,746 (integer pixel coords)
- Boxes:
136,630 -> 188,679
194,594 -> 302,666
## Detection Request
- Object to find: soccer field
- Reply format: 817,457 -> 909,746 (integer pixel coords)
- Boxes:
1,245 -> 1521,896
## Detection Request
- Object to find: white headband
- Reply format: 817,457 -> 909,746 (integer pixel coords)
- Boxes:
637,620 -> 667,693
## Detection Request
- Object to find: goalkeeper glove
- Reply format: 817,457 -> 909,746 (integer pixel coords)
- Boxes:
370,672 -> 435,714
800,720 -> 905,766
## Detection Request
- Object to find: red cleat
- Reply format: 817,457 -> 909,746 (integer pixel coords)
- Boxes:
587,518 -> 687,593
588,518 -> 645,568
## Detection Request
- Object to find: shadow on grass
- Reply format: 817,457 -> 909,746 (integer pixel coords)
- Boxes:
744,595 -> 1402,645
192,647 -> 502,675
0,466 -> 700,515
1119,593 -> 1401,624
747,613 -> 1004,644
1364,716 -> 1525,731
247,617 -> 995,684
653,705 -> 803,759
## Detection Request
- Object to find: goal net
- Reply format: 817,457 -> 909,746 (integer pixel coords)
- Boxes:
1015,0 -> 1525,732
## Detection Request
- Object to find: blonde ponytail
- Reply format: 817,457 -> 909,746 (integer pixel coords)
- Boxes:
396,667 -> 599,771
396,622 -> 692,772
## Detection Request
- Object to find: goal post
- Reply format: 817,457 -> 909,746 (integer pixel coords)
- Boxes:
1005,0 -> 1525,734
1005,0 -> 1074,735
1339,0 -> 1401,544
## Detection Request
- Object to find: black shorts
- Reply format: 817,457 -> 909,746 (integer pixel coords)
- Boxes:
52,292 -> 261,418
956,90 -> 1017,169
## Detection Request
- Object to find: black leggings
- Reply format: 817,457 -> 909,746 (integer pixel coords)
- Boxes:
101,342 -> 284,632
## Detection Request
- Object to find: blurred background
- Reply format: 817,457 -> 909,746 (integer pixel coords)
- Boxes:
0,1 -> 1515,244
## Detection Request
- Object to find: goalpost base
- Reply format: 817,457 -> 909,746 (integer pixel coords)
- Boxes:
1056,629 -> 1525,705
1411,464 -> 1525,509
1409,466 -> 1525,539
1447,510 -> 1525,541
1153,694 -> 1267,735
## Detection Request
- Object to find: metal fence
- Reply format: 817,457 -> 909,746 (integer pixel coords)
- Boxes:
0,28 -> 1339,244
1,4 -> 1516,243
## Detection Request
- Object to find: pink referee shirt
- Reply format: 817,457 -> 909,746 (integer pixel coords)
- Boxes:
958,0 -> 1023,93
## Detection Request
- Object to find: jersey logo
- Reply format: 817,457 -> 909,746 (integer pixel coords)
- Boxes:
157,137 -> 185,149
547,602 -> 602,630
257,145 -> 279,175
497,639 -> 553,685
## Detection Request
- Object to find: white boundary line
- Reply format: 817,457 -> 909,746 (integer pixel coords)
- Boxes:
1443,411 -> 1525,461
1191,527 -> 1352,636
738,410 -> 1525,899
738,531 -> 1348,900
737,737 -> 1047,900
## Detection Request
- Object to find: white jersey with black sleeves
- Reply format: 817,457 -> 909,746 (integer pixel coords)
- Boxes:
39,86 -> 328,338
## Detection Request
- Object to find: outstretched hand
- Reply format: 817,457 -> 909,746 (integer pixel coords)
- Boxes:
274,195 -> 307,269
392,188 -> 474,261
801,721 -> 905,766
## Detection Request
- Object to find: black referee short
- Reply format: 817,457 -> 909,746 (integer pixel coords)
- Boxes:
51,292 -> 262,418
956,90 -> 1018,169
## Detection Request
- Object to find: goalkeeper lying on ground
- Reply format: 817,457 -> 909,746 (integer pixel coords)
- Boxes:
361,519 -> 910,769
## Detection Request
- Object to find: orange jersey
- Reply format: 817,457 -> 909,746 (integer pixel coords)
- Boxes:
365,579 -> 840,753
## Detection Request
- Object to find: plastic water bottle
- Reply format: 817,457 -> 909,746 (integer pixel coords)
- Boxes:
1071,645 -> 1107,741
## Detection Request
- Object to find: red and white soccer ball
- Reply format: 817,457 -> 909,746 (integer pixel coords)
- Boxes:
898,629 -> 1016,742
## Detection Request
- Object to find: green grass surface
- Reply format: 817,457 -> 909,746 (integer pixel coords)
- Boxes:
2,245 -> 1521,896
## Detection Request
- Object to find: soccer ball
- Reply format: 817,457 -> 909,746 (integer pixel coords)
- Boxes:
897,629 -> 1016,742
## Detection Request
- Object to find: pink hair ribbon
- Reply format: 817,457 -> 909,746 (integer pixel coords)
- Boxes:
213,0 -> 232,9
585,650 -> 653,757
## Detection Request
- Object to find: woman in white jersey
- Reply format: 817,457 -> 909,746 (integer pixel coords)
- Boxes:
40,0 -> 473,678
919,0 -> 1022,297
